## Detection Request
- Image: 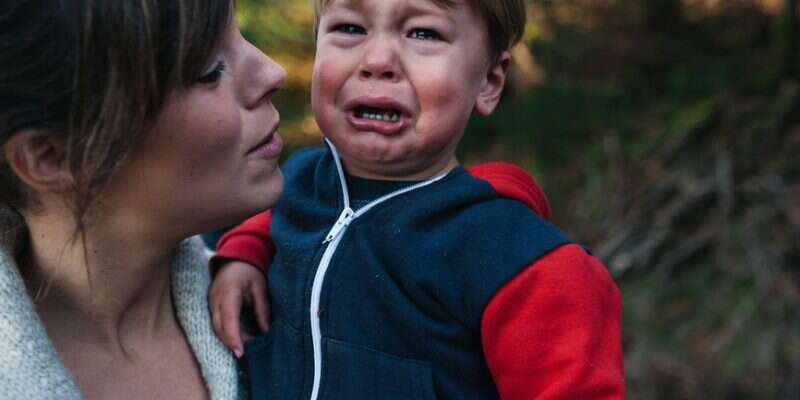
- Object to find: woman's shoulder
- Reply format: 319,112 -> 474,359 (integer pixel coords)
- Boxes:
0,207 -> 82,398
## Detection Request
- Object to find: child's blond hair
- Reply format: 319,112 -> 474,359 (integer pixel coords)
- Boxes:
313,0 -> 526,60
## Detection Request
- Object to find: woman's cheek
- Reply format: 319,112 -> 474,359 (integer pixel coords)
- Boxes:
188,101 -> 242,154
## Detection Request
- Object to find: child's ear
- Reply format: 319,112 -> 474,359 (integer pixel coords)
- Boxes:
474,51 -> 512,117
3,129 -> 73,193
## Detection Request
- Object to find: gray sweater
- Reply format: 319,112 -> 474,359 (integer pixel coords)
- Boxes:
0,207 -> 241,399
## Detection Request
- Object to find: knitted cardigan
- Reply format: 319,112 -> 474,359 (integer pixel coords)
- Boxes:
0,207 -> 241,399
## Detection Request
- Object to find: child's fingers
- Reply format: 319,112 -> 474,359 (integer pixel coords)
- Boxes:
211,299 -> 223,340
220,291 -> 244,358
251,283 -> 271,333
210,285 -> 227,340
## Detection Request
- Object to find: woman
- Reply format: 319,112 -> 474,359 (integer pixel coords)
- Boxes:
0,0 -> 286,398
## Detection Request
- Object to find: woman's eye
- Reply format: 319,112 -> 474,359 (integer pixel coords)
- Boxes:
408,28 -> 441,41
196,61 -> 226,84
333,23 -> 366,35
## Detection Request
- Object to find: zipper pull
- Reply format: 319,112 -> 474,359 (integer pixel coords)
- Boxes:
323,207 -> 354,244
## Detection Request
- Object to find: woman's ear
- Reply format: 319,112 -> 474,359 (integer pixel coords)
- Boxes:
474,51 -> 512,117
3,130 -> 72,193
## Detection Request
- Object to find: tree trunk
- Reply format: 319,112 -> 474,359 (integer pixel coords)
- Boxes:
644,0 -> 684,33
780,0 -> 799,77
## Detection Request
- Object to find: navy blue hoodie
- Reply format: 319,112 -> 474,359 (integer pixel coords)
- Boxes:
215,143 -> 624,400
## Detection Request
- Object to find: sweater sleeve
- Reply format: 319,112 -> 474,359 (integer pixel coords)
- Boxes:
210,210 -> 275,275
481,244 -> 625,400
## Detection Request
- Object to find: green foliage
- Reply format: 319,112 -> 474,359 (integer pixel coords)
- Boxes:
236,0 -> 315,54
461,80 -> 628,171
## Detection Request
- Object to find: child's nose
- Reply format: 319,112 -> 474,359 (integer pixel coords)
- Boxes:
358,37 -> 400,81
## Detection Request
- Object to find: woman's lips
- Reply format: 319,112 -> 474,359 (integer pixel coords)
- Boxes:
248,132 -> 283,158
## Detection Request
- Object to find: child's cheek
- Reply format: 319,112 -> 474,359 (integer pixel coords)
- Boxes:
311,55 -> 347,125
415,72 -> 474,134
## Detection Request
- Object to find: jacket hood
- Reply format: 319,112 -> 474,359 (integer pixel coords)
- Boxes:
467,162 -> 551,220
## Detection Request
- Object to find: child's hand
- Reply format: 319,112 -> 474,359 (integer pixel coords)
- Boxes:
209,261 -> 270,358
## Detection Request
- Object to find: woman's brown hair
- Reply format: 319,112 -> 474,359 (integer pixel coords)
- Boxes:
0,0 -> 232,223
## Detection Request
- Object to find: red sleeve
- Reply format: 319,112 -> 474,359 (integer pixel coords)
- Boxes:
210,210 -> 275,275
481,244 -> 625,399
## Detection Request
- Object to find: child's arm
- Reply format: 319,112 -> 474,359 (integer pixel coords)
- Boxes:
209,210 -> 276,357
481,244 -> 625,399
211,210 -> 274,274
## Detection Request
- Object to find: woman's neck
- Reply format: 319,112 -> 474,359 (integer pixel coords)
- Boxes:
20,207 -> 180,357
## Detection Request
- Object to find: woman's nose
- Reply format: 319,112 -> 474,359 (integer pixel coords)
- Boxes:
244,42 -> 287,109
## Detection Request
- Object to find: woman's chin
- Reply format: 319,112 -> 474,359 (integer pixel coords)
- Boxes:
255,171 -> 284,208
230,179 -> 284,224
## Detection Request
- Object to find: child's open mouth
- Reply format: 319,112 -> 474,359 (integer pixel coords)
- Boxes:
347,103 -> 407,136
354,106 -> 401,122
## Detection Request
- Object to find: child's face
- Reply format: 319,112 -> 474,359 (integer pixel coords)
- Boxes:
312,0 -> 507,180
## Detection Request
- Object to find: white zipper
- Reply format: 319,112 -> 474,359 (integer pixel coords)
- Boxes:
323,207 -> 355,244
308,140 -> 449,400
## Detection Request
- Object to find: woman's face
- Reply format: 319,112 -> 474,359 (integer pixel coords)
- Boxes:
100,20 -> 287,238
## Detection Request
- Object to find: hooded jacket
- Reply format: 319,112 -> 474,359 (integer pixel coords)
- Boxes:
215,144 -> 624,400
0,208 -> 242,399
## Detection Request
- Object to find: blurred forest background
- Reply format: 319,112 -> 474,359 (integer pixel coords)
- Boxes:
234,0 -> 799,398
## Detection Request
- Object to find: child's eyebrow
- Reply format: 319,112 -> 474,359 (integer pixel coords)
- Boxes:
324,0 -> 457,23
404,3 -> 452,16
323,0 -> 359,12
398,2 -> 458,27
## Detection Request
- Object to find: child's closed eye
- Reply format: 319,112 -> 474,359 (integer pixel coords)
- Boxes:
408,28 -> 442,41
333,23 -> 366,35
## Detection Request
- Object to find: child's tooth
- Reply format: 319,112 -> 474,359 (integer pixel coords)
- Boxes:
359,109 -> 400,122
